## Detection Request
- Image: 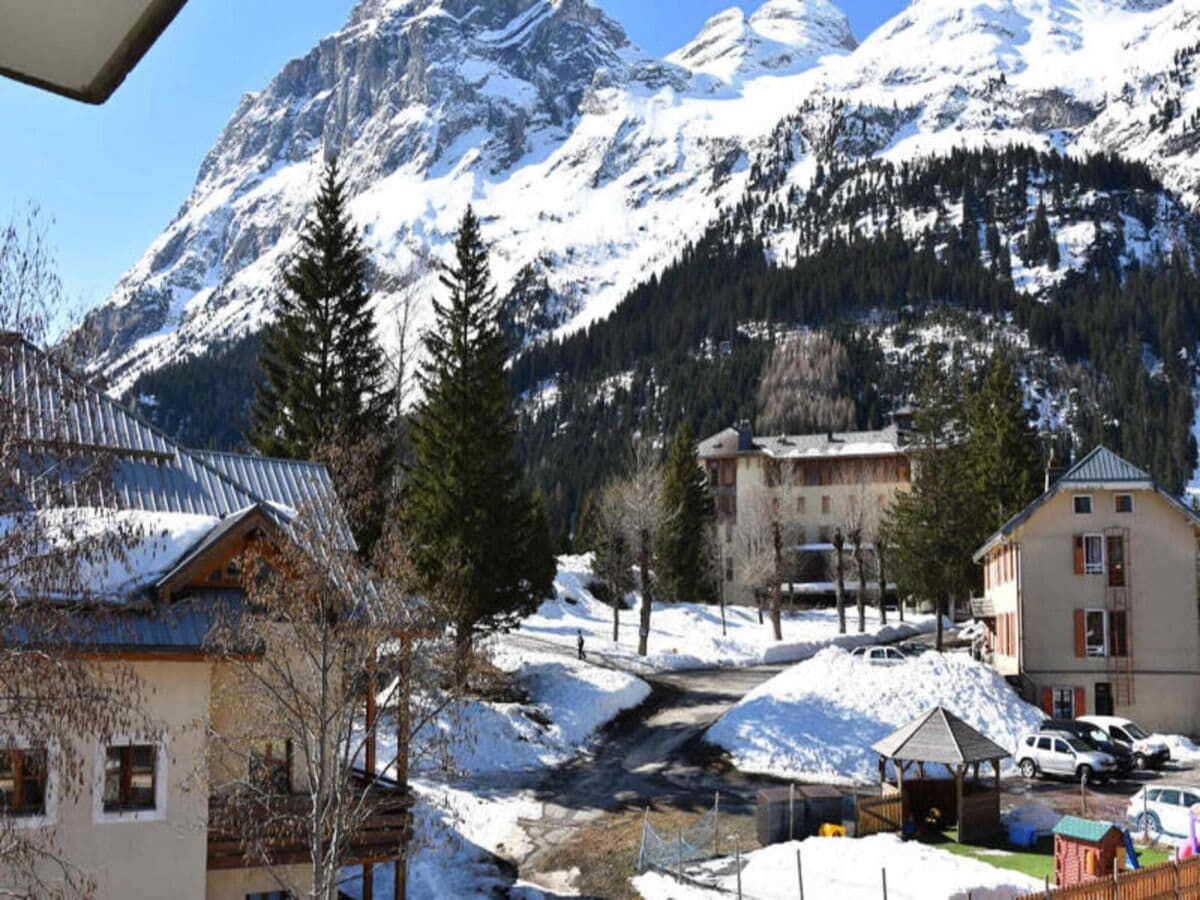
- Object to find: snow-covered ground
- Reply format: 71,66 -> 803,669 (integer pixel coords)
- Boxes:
521,555 -> 937,672
707,647 -> 1046,784
343,634 -> 651,899
633,834 -> 1041,899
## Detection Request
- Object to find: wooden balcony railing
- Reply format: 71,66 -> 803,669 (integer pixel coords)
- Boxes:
207,771 -> 411,870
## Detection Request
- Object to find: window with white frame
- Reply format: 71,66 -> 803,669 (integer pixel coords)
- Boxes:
1083,534 -> 1104,574
94,738 -> 167,823
1085,609 -> 1108,657
1073,495 -> 1093,515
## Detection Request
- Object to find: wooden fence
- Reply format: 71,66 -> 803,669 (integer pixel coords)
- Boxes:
856,794 -> 902,837
1015,854 -> 1200,900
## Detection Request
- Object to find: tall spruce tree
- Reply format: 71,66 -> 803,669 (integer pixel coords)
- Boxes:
656,423 -> 715,603
403,207 -> 554,660
251,158 -> 390,550
883,352 -> 977,650
965,352 -> 1042,536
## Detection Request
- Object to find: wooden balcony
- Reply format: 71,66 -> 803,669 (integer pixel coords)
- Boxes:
207,771 -> 411,871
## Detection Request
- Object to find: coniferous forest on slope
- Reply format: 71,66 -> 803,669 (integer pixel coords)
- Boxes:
125,146 -> 1200,541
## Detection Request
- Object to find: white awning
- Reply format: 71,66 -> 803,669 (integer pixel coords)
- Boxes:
0,0 -> 187,104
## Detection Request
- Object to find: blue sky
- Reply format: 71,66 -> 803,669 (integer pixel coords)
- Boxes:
0,1 -> 903,309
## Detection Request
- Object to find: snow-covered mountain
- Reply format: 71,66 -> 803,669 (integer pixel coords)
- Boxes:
76,0 -> 1200,393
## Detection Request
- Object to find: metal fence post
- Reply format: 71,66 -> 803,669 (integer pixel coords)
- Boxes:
881,867 -> 888,900
735,833 -> 743,900
677,829 -> 683,883
1044,874 -> 1050,899
796,848 -> 804,900
790,783 -> 796,841
714,792 -> 721,858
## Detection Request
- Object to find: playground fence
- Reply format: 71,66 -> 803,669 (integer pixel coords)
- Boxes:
1014,853 -> 1200,900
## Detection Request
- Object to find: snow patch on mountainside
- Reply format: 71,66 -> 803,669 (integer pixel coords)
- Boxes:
75,0 -> 1200,396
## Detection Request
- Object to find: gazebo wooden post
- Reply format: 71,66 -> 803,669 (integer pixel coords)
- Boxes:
364,655 -> 378,900
954,764 -> 965,840
879,754 -> 887,794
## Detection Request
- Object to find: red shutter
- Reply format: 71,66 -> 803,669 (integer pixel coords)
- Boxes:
1074,687 -> 1086,717
1073,536 -> 1085,575
1073,609 -> 1086,658
1041,687 -> 1054,715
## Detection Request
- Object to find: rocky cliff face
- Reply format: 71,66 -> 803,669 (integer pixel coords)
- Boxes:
77,0 -> 1200,393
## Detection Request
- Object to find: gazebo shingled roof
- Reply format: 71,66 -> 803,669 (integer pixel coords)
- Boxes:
871,707 -> 1009,766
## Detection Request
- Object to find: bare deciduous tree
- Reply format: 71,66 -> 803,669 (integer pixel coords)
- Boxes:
588,482 -> 636,643
734,486 -> 798,642
757,333 -> 856,436
204,481 -> 454,900
610,440 -> 666,657
0,206 -> 150,898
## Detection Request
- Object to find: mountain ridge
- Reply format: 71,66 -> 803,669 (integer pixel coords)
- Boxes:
74,0 -> 1200,399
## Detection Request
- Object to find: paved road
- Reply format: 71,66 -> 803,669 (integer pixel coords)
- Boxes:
508,655 -> 787,878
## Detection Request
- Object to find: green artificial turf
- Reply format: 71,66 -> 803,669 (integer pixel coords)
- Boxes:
918,830 -> 1172,882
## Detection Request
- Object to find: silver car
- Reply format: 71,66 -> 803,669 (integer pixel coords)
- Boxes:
1015,733 -> 1117,784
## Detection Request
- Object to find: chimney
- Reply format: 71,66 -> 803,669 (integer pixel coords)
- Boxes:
736,420 -> 754,452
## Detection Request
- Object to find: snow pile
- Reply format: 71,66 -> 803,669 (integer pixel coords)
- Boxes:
521,555 -> 937,672
707,647 -> 1046,783
441,637 -> 651,774
1156,734 -> 1200,766
632,834 -> 1041,899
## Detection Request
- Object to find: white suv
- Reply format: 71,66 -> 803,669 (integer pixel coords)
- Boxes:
1078,716 -> 1171,770
1127,785 -> 1200,839
850,645 -> 907,666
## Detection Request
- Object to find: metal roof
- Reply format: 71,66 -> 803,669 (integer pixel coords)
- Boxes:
699,424 -> 907,460
1052,816 -> 1121,843
3,591 -> 243,654
973,445 -> 1200,562
190,450 -> 336,514
1059,446 -> 1152,485
872,707 -> 1010,765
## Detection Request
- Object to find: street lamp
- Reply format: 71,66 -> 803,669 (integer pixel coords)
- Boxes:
0,0 -> 188,104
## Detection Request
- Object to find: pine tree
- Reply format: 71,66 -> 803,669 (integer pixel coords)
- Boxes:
403,207 -> 554,661
251,158 -> 391,549
965,353 -> 1042,535
655,423 -> 714,603
882,352 -> 977,650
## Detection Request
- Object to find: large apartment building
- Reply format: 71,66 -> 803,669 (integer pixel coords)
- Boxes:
973,446 -> 1200,734
698,422 -> 913,606
0,337 -> 405,899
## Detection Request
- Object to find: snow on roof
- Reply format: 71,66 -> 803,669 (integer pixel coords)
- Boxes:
699,423 -> 907,460
1,337 -> 351,598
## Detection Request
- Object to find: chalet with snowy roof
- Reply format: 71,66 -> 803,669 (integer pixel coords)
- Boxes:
973,446 -> 1200,734
0,336 -> 405,899
698,421 -> 912,606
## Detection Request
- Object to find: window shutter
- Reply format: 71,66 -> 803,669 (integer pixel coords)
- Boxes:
1040,687 -> 1054,715
1074,687 -> 1086,717
1073,536 -> 1085,575
1073,609 -> 1086,658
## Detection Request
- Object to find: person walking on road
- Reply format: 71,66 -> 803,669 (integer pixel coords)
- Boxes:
577,629 -> 587,661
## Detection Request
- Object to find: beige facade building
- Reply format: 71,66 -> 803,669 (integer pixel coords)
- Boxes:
973,446 -> 1200,734
698,422 -> 913,606
0,337 -> 404,899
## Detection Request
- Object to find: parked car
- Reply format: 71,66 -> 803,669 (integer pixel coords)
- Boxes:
1126,785 -> 1200,839
1015,732 -> 1117,784
1077,715 -> 1171,770
1040,720 -> 1135,775
896,640 -> 931,657
849,645 -> 907,665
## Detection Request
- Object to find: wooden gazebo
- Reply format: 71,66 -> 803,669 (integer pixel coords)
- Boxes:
871,707 -> 1009,843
